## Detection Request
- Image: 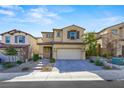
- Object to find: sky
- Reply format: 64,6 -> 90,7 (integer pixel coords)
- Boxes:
0,5 -> 124,38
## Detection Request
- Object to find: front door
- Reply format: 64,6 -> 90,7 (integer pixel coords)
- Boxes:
43,47 -> 52,59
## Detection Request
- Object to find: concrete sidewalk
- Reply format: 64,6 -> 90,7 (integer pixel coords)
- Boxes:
1,70 -> 124,82
0,71 -> 103,82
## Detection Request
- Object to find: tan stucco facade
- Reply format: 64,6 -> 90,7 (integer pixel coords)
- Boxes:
1,30 -> 41,58
97,23 -> 124,56
39,25 -> 86,60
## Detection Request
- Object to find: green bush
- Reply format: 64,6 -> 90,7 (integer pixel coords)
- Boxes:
2,62 -> 15,69
95,59 -> 103,66
33,54 -> 40,61
16,60 -> 23,65
39,57 -> 42,59
50,58 -> 55,63
21,67 -> 30,71
90,60 -> 94,63
103,66 -> 112,70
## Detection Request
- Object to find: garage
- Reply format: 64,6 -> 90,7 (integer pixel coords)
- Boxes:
57,49 -> 81,60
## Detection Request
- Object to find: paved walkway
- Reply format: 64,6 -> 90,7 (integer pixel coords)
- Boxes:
54,60 -> 103,73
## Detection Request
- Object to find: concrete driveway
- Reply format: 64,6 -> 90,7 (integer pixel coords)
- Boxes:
54,60 -> 103,73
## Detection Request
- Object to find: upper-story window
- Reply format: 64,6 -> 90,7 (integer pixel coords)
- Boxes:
56,32 -> 61,37
67,31 -> 79,40
15,35 -> 25,43
5,36 -> 10,44
46,33 -> 52,38
112,29 -> 118,35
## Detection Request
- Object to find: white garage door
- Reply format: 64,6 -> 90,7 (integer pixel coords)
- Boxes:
57,49 -> 81,60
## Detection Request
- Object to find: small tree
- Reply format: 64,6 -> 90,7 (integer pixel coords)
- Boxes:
82,32 -> 98,57
5,45 -> 17,62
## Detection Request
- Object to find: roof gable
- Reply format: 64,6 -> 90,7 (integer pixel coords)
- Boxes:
98,22 -> 124,34
0,29 -> 37,39
62,24 -> 85,30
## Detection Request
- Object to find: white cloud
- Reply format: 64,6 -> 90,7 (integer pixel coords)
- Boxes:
0,5 -> 24,12
0,6 -> 73,25
0,5 -> 24,17
26,7 -> 60,24
0,9 -> 15,16
51,6 -> 75,13
88,16 -> 124,32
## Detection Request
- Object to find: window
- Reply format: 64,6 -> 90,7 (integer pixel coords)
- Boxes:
70,32 -> 77,39
67,31 -> 79,40
15,35 -> 25,43
56,32 -> 60,37
46,33 -> 52,38
19,36 -> 25,43
112,29 -> 118,35
5,36 -> 10,44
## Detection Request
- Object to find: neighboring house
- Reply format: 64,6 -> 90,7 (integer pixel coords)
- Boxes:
38,25 -> 86,60
0,29 -> 40,60
97,22 -> 124,57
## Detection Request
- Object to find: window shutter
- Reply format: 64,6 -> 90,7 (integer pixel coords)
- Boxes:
22,36 -> 25,43
15,36 -> 18,43
77,31 -> 79,39
67,31 -> 70,39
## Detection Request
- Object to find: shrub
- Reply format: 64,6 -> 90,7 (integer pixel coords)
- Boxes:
21,67 -> 30,71
32,54 -> 40,61
2,62 -> 15,69
39,57 -> 42,59
16,60 -> 23,65
50,58 -> 55,63
103,66 -> 112,70
95,59 -> 103,66
90,60 -> 94,63
41,65 -> 52,72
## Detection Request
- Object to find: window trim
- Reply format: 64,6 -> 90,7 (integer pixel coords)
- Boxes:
112,29 -> 118,35
67,31 -> 79,40
46,33 -> 52,38
56,32 -> 61,37
5,36 -> 10,44
70,31 -> 77,40
15,35 -> 25,44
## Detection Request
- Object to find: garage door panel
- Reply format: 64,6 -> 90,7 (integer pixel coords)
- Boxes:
57,49 -> 81,60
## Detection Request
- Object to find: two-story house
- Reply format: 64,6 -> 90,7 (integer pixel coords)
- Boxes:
38,25 -> 86,60
0,29 -> 40,60
97,22 -> 124,57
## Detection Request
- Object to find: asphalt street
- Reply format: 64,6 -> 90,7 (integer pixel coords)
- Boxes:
0,80 -> 124,88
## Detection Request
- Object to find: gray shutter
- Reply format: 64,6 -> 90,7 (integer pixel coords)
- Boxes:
67,31 -> 70,39
15,36 -> 18,43
77,31 -> 79,39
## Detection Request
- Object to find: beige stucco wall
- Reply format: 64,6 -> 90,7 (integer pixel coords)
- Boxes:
41,25 -> 85,43
116,41 -> 124,56
37,38 -> 43,43
53,30 -> 63,42
97,23 -> 124,56
39,25 -> 86,59
52,44 -> 85,59
62,26 -> 84,42
2,33 -> 29,44
42,33 -> 53,42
